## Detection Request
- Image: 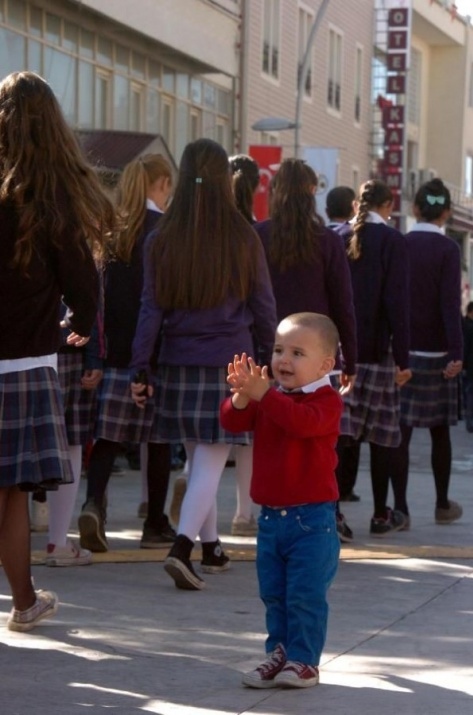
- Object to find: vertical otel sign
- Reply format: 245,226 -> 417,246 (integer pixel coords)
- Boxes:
383,7 -> 409,230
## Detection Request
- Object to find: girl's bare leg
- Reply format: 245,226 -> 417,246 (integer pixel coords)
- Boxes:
0,487 -> 36,611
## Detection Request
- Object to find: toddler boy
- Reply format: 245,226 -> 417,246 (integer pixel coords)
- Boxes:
220,312 -> 342,688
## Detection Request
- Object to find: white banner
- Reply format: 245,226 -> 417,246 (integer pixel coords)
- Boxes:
302,146 -> 339,223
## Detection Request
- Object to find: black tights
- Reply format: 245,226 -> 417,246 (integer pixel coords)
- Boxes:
336,439 -> 396,519
86,439 -> 171,528
391,424 -> 451,513
369,442 -> 396,519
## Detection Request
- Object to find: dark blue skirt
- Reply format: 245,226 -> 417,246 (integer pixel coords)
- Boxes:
94,367 -> 155,443
0,366 -> 73,490
400,354 -> 459,427
152,365 -> 252,445
58,352 -> 97,447
340,353 -> 401,448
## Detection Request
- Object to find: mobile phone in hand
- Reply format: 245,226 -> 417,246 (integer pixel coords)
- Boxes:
132,369 -> 148,397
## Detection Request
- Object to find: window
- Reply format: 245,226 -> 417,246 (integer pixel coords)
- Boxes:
297,6 -> 313,98
44,46 -> 76,123
408,48 -> 421,124
352,167 -> 359,193
175,101 -> 188,160
130,83 -> 145,131
79,60 -> 94,128
260,131 -> 279,145
216,119 -> 229,151
0,27 -> 25,75
190,109 -> 201,141
465,155 -> 473,196
328,28 -> 342,112
161,98 -> 174,151
95,71 -> 111,128
146,89 -> 160,132
113,74 -> 128,130
354,45 -> 363,123
262,0 -> 280,79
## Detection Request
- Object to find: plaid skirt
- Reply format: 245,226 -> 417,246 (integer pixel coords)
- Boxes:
0,366 -> 73,490
340,354 -> 401,448
58,352 -> 97,446
152,365 -> 252,445
94,367 -> 155,443
400,354 -> 459,427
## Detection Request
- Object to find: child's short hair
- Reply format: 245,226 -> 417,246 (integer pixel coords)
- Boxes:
279,312 -> 340,357
326,186 -> 356,221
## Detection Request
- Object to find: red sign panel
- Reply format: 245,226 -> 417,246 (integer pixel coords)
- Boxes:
382,105 -> 405,127
387,53 -> 407,72
388,30 -> 408,50
384,127 -> 404,147
387,75 -> 406,94
388,8 -> 409,27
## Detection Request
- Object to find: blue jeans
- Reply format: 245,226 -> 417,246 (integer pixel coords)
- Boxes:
257,502 -> 339,665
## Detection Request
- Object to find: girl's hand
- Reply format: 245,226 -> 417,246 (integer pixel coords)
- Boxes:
339,373 -> 356,395
81,369 -> 103,390
396,367 -> 412,387
443,360 -> 462,379
131,381 -> 154,408
66,332 -> 90,347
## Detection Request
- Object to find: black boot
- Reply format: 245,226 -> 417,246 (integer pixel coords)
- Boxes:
78,499 -> 108,553
164,535 -> 205,590
140,515 -> 177,549
201,539 -> 230,574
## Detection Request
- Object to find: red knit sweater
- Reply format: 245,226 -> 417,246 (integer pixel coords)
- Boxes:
220,386 -> 342,506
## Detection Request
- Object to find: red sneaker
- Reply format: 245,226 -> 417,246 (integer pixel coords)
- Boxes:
274,660 -> 320,688
242,644 -> 287,688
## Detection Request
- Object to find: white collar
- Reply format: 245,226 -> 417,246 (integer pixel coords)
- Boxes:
410,222 -> 444,235
349,211 -> 386,226
280,374 -> 332,394
366,211 -> 387,224
146,198 -> 163,213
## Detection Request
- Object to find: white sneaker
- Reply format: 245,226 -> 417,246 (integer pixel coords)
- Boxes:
7,590 -> 59,632
45,540 -> 92,567
30,500 -> 49,532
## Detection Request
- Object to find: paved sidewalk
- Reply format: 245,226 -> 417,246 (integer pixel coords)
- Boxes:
1,426 -> 472,714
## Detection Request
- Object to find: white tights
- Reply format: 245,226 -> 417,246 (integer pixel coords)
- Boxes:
178,442 -> 231,543
48,444 -> 82,547
233,445 -> 254,520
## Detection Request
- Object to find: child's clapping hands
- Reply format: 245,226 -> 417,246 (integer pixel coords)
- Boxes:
227,353 -> 270,407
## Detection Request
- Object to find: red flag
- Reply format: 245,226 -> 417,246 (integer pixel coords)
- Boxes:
248,145 -> 283,221
377,94 -> 393,110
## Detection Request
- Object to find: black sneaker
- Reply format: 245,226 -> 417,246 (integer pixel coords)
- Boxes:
201,540 -> 230,574
164,555 -> 205,590
140,522 -> 177,548
339,491 -> 361,502
370,508 -> 406,537
78,500 -> 108,552
336,514 -> 354,543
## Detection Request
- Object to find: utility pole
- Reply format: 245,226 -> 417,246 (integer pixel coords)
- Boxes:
294,0 -> 331,157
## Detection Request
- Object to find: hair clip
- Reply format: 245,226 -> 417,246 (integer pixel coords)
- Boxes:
426,194 -> 445,206
195,177 -> 202,184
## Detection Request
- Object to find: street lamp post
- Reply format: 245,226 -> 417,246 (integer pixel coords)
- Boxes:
294,0 -> 331,157
251,0 -> 331,157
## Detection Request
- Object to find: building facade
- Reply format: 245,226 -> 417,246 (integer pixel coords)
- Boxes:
239,0 -> 375,189
0,0 -> 241,162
